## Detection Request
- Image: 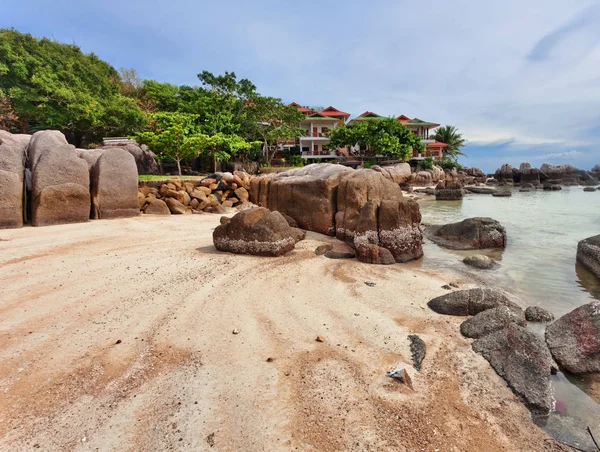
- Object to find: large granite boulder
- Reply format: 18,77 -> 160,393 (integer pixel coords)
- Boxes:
77,149 -> 105,170
90,148 -> 139,219
100,142 -> 158,175
473,324 -> 554,414
577,235 -> 600,280
428,288 -> 519,316
592,164 -> 600,174
495,163 -> 514,181
425,217 -> 507,250
460,305 -> 526,338
370,163 -> 411,184
519,162 -> 541,186
266,164 -> 353,235
0,131 -> 30,228
336,169 -> 423,263
464,167 -> 486,179
143,198 -> 170,215
27,130 -> 74,170
546,301 -> 600,374
435,181 -> 463,200
31,145 -> 90,227
213,207 -> 305,256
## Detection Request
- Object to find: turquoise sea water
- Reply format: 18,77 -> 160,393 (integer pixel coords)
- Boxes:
419,187 -> 600,450
419,186 -> 600,317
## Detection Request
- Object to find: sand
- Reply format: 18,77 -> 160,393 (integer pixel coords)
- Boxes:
0,214 -> 562,451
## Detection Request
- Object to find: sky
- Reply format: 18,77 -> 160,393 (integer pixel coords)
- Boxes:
2,0 -> 600,172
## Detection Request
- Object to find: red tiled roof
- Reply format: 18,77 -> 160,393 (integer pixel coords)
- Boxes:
427,141 -> 448,148
289,102 -> 314,113
357,111 -> 381,118
319,106 -> 350,118
397,114 -> 411,123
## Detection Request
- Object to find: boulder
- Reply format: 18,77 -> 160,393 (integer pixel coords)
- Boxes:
546,301 -> 600,374
90,148 -> 139,219
425,217 -> 507,250
592,164 -> 600,174
101,142 -> 158,175
279,212 -> 298,228
519,163 -> 541,186
460,305 -> 526,338
0,131 -> 30,228
30,143 -> 90,227
435,182 -> 463,200
525,306 -> 554,323
427,288 -> 519,316
577,234 -> 600,280
354,243 -> 396,265
492,190 -> 512,197
495,163 -> 514,181
377,199 -> 423,262
315,244 -> 333,255
324,250 -> 356,259
267,164 -> 352,235
543,183 -> 562,191
77,149 -> 105,170
584,187 -> 597,192
213,207 -> 305,257
165,198 -> 186,215
464,186 -> 495,194
143,198 -> 170,215
464,167 -> 486,178
473,324 -> 554,414
371,163 -> 411,184
463,255 -> 496,269
27,130 -> 73,170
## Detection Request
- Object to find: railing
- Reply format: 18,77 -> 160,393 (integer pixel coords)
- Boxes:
301,132 -> 329,138
301,151 -> 337,157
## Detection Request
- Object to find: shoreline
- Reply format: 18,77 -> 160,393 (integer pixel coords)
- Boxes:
0,215 -> 561,450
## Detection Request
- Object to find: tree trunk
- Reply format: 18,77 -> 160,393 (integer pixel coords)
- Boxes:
158,160 -> 164,175
176,158 -> 182,176
213,155 -> 217,173
20,120 -> 29,134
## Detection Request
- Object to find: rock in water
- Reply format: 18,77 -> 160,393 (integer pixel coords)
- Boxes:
460,306 -> 526,338
463,255 -> 496,269
577,235 -> 600,280
435,182 -> 464,200
583,187 -> 597,192
546,301 -> 600,374
90,148 -> 139,219
409,335 -> 426,371
30,133 -> 90,227
428,288 -> 519,316
0,131 -> 30,228
492,190 -> 512,197
473,323 -> 554,414
425,217 -> 507,250
213,207 -> 305,257
464,186 -> 496,194
525,306 -> 555,323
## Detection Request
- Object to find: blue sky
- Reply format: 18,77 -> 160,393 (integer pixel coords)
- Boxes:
3,0 -> 600,172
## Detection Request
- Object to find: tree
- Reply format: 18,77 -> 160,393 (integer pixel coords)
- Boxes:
0,28 -> 146,145
118,68 -> 143,98
0,90 -> 18,130
433,125 -> 466,159
328,117 -> 423,161
134,112 -> 200,175
243,96 -> 304,163
187,133 -> 261,172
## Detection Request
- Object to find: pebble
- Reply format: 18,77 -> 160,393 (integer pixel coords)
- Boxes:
316,336 -> 326,343
232,329 -> 239,335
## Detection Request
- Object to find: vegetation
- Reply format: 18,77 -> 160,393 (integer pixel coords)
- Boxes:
433,125 -> 466,159
421,156 -> 434,169
328,117 -> 422,161
437,157 -> 463,170
0,29 -> 146,146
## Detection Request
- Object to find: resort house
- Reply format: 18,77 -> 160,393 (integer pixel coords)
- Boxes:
288,103 -> 447,162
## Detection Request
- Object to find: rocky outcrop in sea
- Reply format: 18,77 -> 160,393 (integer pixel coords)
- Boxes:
493,162 -> 600,187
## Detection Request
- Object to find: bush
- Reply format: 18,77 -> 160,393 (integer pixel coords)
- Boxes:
363,159 -> 377,169
421,157 -> 434,170
291,155 -> 304,167
438,157 -> 462,170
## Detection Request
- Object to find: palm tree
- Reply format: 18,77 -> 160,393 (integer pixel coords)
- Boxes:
433,125 -> 466,159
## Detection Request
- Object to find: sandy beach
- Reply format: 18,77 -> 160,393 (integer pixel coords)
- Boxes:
0,214 -> 560,451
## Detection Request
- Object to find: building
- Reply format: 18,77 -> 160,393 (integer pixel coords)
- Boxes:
290,104 -> 349,159
288,103 -> 447,162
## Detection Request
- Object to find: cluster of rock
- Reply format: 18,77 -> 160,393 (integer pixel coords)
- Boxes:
100,141 -> 159,175
0,130 -> 139,228
428,288 -> 555,414
493,162 -> 600,188
389,163 -> 488,187
248,163 -> 423,264
138,171 -> 252,215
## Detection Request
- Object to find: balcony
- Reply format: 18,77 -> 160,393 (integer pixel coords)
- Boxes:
301,150 -> 337,159
301,132 -> 330,139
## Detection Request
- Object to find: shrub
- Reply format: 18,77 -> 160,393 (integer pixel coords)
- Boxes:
421,157 -> 434,170
438,157 -> 462,170
291,155 -> 304,167
363,159 -> 377,169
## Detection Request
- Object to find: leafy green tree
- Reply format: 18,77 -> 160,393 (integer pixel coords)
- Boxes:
187,133 -> 261,172
0,28 -> 145,145
243,96 -> 304,163
134,112 -> 200,175
328,117 -> 422,161
433,125 -> 466,159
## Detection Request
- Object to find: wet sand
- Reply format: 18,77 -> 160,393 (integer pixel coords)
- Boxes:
0,215 -> 561,451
